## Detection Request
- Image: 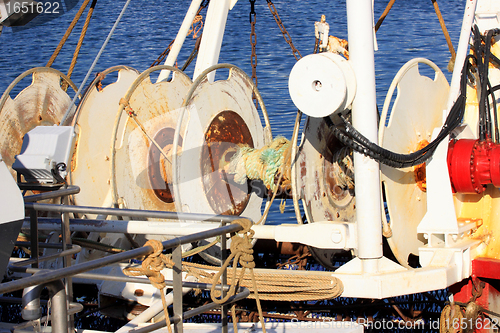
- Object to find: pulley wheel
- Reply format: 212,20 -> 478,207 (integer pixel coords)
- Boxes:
172,64 -> 271,265
296,115 -> 355,270
379,58 -> 449,267
0,67 -> 78,179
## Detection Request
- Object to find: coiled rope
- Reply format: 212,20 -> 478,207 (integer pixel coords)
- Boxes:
121,221 -> 344,331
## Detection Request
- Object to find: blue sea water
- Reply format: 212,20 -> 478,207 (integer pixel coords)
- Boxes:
0,0 -> 468,329
0,0 -> 465,225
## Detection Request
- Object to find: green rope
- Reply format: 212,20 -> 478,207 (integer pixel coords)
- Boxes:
228,136 -> 290,191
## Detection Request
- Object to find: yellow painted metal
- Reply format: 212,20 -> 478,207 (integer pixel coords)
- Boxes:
456,43 -> 500,260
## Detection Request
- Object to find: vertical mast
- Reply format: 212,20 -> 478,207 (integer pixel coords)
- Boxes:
193,0 -> 232,82
346,0 -> 383,272
157,0 -> 204,82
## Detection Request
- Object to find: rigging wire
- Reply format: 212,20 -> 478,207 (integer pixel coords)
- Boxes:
59,0 -> 133,126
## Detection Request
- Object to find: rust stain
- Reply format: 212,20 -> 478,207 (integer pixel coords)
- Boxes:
413,140 -> 429,192
147,127 -> 181,203
202,110 -> 254,215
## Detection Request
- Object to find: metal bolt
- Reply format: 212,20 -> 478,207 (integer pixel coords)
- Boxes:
134,289 -> 144,297
312,80 -> 322,91
331,230 -> 343,244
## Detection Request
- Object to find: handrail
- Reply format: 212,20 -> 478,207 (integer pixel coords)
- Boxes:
129,287 -> 251,333
0,222 -> 243,294
23,185 -> 80,202
24,202 -> 244,223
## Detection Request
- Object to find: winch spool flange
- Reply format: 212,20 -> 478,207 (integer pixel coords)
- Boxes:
172,64 -> 272,265
379,58 -> 449,267
0,67 -> 78,180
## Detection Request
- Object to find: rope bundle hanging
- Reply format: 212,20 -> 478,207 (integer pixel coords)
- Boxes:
226,136 -> 291,191
209,219 -> 266,332
123,240 -> 175,333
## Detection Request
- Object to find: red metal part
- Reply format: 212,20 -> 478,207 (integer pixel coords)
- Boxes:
451,258 -> 500,333
447,139 -> 500,194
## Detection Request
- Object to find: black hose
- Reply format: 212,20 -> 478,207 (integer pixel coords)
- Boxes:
325,54 -> 471,168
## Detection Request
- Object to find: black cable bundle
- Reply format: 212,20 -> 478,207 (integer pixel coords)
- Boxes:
473,26 -> 500,142
325,53 -> 472,168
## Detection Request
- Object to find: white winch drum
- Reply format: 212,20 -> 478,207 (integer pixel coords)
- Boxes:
172,64 -> 272,265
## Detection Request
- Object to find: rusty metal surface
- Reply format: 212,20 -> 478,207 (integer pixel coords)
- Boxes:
297,116 -> 356,223
202,110 -> 254,215
70,66 -> 140,211
296,116 -> 355,269
148,127 -> 181,204
174,69 -> 266,219
173,68 -> 267,264
0,68 -> 76,179
114,70 -> 192,218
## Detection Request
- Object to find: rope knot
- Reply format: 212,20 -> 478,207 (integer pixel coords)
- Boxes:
123,240 -> 173,290
122,239 -> 174,333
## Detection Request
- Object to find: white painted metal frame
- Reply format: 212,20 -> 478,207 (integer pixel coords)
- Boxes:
346,0 -> 383,272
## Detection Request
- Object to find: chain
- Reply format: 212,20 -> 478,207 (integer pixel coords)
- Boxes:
249,0 -> 258,106
266,0 -> 301,61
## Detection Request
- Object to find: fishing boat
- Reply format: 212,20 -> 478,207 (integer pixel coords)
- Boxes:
1,0 -> 500,331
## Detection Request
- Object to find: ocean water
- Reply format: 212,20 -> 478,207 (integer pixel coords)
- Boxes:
0,0 -> 464,225
0,0 -> 468,329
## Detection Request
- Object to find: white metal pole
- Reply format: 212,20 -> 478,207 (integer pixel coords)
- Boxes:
446,0 -> 477,111
157,0 -> 204,82
346,0 -> 383,272
192,0 -> 231,82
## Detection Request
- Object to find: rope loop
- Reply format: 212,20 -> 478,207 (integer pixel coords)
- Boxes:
122,239 -> 174,333
209,218 -> 266,332
123,239 -> 173,290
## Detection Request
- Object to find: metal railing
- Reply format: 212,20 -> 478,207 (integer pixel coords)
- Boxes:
2,185 -> 250,333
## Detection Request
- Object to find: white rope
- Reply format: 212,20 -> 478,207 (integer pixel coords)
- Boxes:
60,0 -> 133,126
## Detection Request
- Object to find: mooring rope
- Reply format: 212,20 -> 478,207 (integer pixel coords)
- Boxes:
46,0 -> 92,67
208,219 -> 266,332
66,0 -> 98,81
183,261 -> 344,302
227,136 -> 291,191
